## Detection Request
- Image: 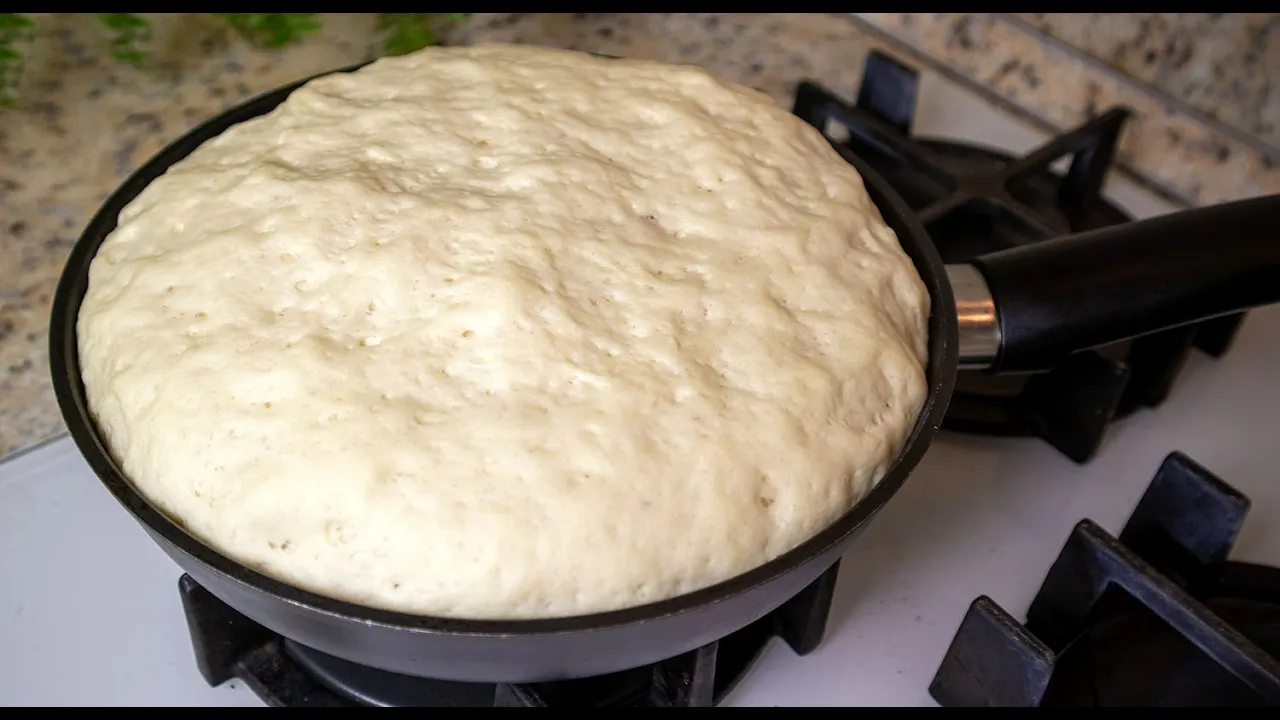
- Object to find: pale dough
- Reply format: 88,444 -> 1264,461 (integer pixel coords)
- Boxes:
78,43 -> 931,620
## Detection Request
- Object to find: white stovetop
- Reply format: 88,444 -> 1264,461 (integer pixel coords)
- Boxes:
3,68 -> 1279,708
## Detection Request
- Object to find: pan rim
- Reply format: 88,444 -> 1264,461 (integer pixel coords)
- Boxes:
48,60 -> 958,639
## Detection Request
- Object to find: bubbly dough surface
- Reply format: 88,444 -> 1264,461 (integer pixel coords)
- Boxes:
78,43 -> 930,620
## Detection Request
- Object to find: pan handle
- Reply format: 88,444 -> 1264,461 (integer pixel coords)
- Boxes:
950,193 -> 1280,373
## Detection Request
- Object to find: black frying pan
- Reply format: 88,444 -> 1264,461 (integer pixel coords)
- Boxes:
48,64 -> 1280,684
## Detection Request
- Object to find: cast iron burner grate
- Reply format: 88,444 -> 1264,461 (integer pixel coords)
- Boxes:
179,560 -> 840,706
791,51 -> 1247,463
930,451 -> 1280,706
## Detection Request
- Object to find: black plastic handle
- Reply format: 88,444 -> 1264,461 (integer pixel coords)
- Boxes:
971,193 -> 1280,374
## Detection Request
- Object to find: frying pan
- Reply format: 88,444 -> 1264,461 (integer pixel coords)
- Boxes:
48,63 -> 1280,685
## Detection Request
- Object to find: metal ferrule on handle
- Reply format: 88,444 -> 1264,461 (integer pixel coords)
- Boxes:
948,265 -> 1000,370
949,193 -> 1280,375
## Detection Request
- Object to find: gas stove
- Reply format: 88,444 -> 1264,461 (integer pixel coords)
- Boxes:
3,51 -> 1279,707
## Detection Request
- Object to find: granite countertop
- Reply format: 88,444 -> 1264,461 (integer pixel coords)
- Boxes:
1,12 -> 1275,461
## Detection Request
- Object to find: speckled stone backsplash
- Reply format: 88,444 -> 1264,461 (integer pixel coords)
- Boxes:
854,13 -> 1279,206
1014,13 -> 1277,147
1,12 -> 1276,460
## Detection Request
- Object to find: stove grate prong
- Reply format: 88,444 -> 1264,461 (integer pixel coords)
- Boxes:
932,453 -> 1280,707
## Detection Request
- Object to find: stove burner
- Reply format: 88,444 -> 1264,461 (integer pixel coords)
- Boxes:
179,560 -> 841,707
930,451 -> 1280,707
791,52 -> 1247,463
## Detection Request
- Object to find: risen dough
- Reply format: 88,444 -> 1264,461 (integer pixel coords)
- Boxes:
78,43 -> 930,620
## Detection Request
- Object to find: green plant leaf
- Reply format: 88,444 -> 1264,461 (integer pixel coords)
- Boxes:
97,13 -> 151,67
379,13 -> 467,57
0,13 -> 35,106
216,13 -> 322,49
0,13 -> 34,32
97,12 -> 149,31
